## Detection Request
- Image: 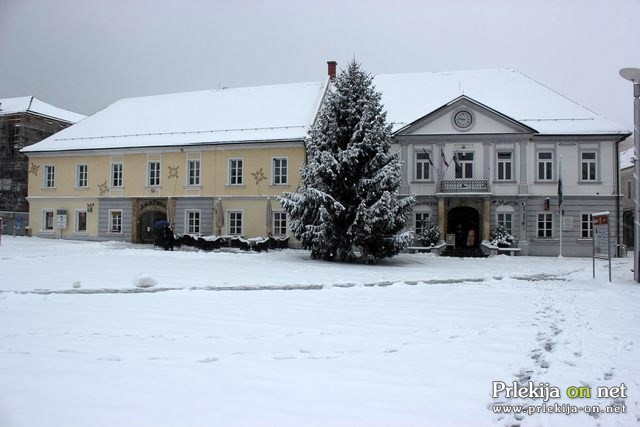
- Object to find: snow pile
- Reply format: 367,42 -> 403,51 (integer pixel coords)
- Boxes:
133,274 -> 157,288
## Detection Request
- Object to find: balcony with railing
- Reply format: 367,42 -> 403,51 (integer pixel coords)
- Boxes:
439,179 -> 489,193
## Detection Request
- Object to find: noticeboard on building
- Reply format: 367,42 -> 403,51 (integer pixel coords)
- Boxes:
592,211 -> 611,282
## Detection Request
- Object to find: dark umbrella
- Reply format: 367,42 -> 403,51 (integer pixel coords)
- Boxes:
153,220 -> 170,230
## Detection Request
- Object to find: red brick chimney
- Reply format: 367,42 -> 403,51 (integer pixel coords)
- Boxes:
327,61 -> 337,80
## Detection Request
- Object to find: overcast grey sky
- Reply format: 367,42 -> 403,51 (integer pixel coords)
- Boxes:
1,0 -> 639,129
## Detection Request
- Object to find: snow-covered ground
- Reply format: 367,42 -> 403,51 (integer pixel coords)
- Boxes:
1,236 -> 639,426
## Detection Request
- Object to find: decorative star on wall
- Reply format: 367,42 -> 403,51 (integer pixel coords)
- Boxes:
98,181 -> 108,196
168,165 -> 180,179
251,168 -> 267,185
29,163 -> 40,176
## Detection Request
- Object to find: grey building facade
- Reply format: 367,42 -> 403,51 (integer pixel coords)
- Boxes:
383,86 -> 629,256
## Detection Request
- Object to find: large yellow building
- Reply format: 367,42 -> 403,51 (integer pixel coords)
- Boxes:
23,79 -> 329,243
24,63 -> 629,258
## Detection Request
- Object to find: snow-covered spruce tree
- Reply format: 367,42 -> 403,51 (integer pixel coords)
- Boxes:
279,61 -> 414,263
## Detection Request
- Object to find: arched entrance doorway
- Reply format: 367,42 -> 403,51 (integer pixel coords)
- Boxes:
139,210 -> 167,243
447,206 -> 480,248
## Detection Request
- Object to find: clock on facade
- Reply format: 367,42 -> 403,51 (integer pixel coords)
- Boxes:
453,110 -> 473,129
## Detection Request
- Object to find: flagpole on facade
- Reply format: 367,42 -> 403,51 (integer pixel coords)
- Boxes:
559,155 -> 563,258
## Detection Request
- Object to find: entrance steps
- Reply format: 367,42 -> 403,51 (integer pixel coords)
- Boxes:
441,246 -> 488,258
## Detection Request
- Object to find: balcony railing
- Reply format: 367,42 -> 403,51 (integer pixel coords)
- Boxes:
439,179 -> 489,193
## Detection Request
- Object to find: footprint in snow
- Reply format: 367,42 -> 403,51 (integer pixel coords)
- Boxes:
98,356 -> 121,362
544,340 -> 555,352
197,357 -> 219,363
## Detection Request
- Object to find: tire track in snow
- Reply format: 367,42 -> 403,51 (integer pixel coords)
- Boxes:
1,277 -> 487,295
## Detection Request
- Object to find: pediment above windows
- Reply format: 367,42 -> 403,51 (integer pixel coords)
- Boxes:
394,96 -> 537,136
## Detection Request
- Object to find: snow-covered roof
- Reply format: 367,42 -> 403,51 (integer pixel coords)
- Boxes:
620,146 -> 634,170
23,82 -> 327,153
374,68 -> 629,135
0,96 -> 86,123
24,68 -> 629,154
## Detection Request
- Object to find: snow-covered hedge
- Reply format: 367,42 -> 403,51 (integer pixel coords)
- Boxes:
419,221 -> 441,247
490,225 -> 516,248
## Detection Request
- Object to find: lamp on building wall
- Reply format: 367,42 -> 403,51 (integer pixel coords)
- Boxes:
87,202 -> 94,213
619,67 -> 640,282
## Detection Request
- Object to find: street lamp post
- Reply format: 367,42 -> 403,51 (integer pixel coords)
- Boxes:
619,67 -> 640,282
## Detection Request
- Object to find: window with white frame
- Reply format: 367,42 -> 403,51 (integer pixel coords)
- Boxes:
497,212 -> 513,235
415,150 -> 431,181
273,157 -> 288,185
273,211 -> 288,236
580,213 -> 593,238
185,209 -> 201,234
580,152 -> 597,181
148,161 -> 161,186
76,210 -> 87,232
44,165 -> 55,188
228,211 -> 243,235
109,210 -> 122,233
497,152 -> 513,181
537,213 -> 553,238
454,152 -> 474,179
111,162 -> 123,187
43,210 -> 54,231
414,211 -> 431,236
187,160 -> 201,186
537,152 -> 553,181
229,159 -> 243,185
76,164 -> 88,188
